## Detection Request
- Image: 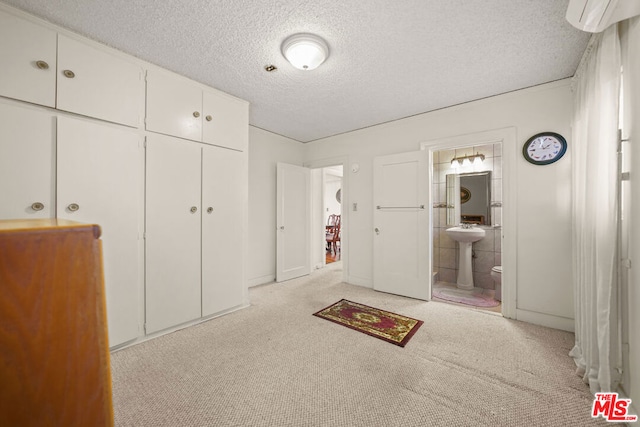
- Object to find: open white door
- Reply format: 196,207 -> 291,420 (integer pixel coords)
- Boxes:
373,151 -> 430,300
276,163 -> 311,282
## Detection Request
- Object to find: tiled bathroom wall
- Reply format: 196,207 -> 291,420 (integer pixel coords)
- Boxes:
432,143 -> 502,289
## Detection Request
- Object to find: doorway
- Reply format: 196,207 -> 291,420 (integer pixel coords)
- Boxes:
431,143 -> 503,314
322,166 -> 343,265
421,127 -> 517,319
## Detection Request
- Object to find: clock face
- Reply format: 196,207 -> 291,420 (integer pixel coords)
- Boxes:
523,132 -> 567,165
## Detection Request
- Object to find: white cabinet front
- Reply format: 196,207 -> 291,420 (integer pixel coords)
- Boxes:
0,10 -> 56,107
202,146 -> 244,316
202,90 -> 248,152
145,134 -> 203,334
0,102 -> 56,220
57,35 -> 144,128
146,70 -> 202,141
57,116 -> 144,347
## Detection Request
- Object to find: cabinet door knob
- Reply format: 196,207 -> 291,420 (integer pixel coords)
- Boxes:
31,202 -> 45,211
193,111 -> 200,118
68,203 -> 80,212
207,207 -> 213,214
205,115 -> 212,122
35,60 -> 49,70
190,206 -> 198,213
63,70 -> 75,78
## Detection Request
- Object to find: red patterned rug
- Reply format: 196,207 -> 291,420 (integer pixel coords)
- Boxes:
313,299 -> 423,347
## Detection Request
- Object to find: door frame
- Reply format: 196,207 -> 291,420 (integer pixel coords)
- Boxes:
421,127 -> 517,319
305,156 -> 350,284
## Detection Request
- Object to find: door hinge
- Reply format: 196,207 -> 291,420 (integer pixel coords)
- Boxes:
621,172 -> 630,181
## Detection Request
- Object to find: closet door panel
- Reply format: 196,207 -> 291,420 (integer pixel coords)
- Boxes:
202,146 -> 244,316
146,70 -> 202,141
0,102 -> 55,220
0,10 -> 56,107
145,134 -> 202,333
56,116 -> 143,347
57,35 -> 144,128
202,90 -> 248,151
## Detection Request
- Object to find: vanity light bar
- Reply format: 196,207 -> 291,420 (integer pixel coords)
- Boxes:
450,153 -> 485,167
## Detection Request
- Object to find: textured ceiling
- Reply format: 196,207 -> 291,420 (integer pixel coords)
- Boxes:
2,0 -> 590,143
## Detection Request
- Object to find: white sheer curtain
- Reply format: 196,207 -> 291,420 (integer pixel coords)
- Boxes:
570,24 -> 622,393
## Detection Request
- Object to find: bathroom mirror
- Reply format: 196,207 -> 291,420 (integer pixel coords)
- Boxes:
445,171 -> 491,226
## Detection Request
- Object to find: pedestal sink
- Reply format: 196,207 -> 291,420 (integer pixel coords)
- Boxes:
445,226 -> 486,290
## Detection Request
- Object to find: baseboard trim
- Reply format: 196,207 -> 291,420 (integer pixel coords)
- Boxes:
516,309 -> 574,332
111,303 -> 250,353
248,274 -> 275,288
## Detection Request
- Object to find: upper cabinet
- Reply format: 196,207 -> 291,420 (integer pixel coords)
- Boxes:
57,35 -> 144,128
0,10 -> 57,107
0,9 -> 144,128
146,69 -> 248,151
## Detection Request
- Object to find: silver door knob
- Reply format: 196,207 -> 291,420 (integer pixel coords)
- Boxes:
193,111 -> 200,118
205,115 -> 212,122
207,207 -> 213,214
35,60 -> 49,70
63,70 -> 75,78
68,203 -> 79,212
375,227 -> 380,235
31,202 -> 44,211
190,206 -> 198,213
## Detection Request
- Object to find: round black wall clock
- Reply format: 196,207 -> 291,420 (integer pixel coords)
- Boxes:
522,132 -> 567,165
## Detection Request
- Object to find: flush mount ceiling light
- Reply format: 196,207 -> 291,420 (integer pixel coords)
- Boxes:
281,33 -> 329,70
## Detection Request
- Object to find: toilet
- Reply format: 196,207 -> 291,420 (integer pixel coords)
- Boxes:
491,266 -> 502,301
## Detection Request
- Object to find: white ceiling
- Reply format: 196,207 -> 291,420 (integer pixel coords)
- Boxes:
3,0 -> 590,143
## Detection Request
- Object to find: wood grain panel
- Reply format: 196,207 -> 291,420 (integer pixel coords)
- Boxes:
0,219 -> 113,426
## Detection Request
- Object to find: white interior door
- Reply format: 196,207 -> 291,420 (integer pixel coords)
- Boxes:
276,163 -> 311,282
57,116 -> 143,346
373,151 -> 430,300
201,145 -> 244,316
145,134 -> 202,334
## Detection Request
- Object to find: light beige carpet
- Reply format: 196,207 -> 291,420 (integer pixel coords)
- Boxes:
111,264 -> 606,426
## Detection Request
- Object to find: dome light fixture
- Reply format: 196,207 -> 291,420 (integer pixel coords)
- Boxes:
281,33 -> 329,70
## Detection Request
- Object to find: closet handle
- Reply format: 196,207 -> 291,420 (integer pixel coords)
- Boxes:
63,70 -> 75,78
193,111 -> 200,118
207,207 -> 213,214
68,203 -> 79,212
35,60 -> 49,70
205,115 -> 212,122
31,202 -> 44,211
190,206 -> 198,213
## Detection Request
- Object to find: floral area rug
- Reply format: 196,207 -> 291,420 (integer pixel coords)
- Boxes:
313,299 -> 423,347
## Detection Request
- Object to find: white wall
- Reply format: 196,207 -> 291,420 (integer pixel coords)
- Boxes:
247,126 -> 304,286
305,79 -> 575,328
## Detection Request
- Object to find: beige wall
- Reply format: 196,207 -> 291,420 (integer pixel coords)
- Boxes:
247,126 -> 304,286
305,79 -> 575,329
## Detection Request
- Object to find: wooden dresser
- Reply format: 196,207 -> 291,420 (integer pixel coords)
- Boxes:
0,219 -> 113,426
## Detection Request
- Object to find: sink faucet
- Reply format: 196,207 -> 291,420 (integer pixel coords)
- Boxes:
460,223 -> 475,229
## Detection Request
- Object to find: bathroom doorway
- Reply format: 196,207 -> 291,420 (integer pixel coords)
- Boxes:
422,128 -> 516,318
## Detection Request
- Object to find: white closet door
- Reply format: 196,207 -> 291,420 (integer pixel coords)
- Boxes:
57,35 -> 144,128
202,89 -> 248,151
202,146 -> 244,316
0,102 -> 55,220
146,70 -> 202,141
373,151 -> 430,300
0,10 -> 56,107
145,134 -> 202,333
57,116 -> 144,347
